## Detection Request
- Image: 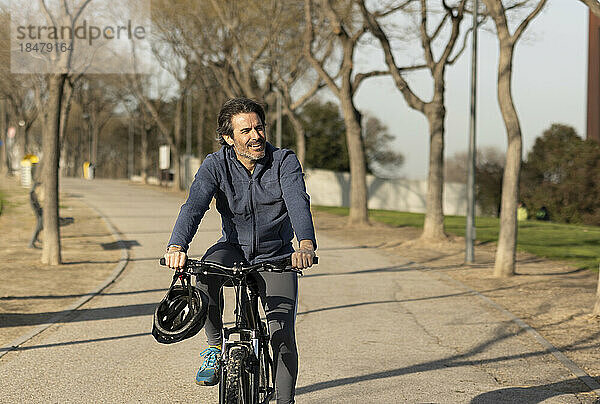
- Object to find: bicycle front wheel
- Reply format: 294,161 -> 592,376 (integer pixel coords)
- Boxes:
223,345 -> 250,404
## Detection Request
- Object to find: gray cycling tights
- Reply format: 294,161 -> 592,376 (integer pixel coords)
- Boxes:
196,243 -> 298,404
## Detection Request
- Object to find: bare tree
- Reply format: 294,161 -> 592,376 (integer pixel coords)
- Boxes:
304,0 -> 389,225
594,267 -> 600,316
35,0 -> 84,264
358,0 -> 469,240
0,77 -> 39,160
164,1 -> 323,168
445,147 -> 504,183
39,70 -> 67,265
482,0 -> 547,277
266,1 -> 326,167
275,71 -> 324,167
78,78 -> 116,168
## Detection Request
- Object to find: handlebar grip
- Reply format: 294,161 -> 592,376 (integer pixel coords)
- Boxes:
160,256 -> 318,267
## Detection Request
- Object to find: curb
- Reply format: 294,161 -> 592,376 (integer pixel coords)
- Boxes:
0,201 -> 130,360
428,267 -> 600,398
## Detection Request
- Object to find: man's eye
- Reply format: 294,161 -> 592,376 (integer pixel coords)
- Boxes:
256,126 -> 264,132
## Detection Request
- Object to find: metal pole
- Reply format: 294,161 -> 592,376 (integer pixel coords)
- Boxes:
128,116 -> 134,179
276,90 -> 282,148
465,0 -> 478,263
186,91 -> 192,155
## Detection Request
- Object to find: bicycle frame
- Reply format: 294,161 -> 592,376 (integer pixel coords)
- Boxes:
219,264 -> 275,404
160,256 -> 317,404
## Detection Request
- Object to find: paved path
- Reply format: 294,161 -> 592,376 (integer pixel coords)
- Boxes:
0,178 -> 595,403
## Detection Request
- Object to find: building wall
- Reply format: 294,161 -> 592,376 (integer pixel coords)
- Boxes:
305,169 -> 469,216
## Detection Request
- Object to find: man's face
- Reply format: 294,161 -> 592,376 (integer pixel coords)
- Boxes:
225,112 -> 266,162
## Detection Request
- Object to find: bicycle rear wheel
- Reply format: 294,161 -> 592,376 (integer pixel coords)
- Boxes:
223,345 -> 250,404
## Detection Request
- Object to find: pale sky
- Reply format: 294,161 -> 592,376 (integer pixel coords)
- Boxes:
352,1 -> 588,180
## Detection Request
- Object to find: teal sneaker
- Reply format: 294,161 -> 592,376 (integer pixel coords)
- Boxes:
195,346 -> 221,386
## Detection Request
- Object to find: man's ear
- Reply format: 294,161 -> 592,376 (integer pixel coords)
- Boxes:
222,134 -> 234,146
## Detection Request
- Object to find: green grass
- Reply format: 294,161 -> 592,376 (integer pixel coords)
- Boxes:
314,206 -> 600,270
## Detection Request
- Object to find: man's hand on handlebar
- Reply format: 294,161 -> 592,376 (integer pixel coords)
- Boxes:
164,245 -> 187,269
291,240 -> 316,270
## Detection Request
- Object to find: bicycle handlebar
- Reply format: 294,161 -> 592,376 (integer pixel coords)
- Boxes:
158,256 -> 318,277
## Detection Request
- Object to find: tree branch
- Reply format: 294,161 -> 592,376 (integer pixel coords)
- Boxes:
419,0 -> 435,68
373,0 -> 414,18
303,0 -> 340,97
357,0 -> 425,112
352,70 -> 389,92
438,0 -> 467,66
430,13 -> 450,42
512,0 -> 548,42
290,79 -> 325,110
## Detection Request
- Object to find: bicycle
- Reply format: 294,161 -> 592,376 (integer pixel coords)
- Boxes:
159,255 -> 318,404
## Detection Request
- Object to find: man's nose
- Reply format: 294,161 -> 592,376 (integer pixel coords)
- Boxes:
250,127 -> 263,138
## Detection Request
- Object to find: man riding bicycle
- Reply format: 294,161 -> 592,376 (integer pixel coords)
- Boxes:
163,97 -> 317,404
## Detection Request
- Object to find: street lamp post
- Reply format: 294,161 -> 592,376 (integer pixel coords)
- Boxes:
276,89 -> 282,148
128,115 -> 134,179
465,0 -> 479,263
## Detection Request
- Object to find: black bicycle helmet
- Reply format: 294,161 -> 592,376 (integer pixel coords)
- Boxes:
152,273 -> 208,344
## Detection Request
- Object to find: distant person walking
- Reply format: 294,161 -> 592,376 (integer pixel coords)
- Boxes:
517,202 -> 528,221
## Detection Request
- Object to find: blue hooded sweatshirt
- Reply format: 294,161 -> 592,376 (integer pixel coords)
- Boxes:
168,143 -> 317,263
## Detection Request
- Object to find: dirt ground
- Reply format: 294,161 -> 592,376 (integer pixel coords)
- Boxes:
0,177 -> 120,347
2,176 -> 599,385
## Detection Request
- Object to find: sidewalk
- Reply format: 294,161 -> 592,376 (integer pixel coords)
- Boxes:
0,178 -> 597,403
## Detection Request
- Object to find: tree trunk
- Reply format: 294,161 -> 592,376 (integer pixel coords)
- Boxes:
91,121 -> 98,165
0,100 -> 6,175
286,110 -> 306,168
494,41 -> 522,278
141,125 -> 148,183
17,124 -> 25,163
0,99 -> 9,174
340,93 -> 369,225
76,123 -> 84,177
421,102 -> 447,240
197,100 -> 206,159
173,96 -> 184,190
593,266 -> 600,316
41,74 -> 66,265
59,80 -> 73,177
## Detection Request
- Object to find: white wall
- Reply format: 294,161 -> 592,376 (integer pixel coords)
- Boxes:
305,169 -> 468,216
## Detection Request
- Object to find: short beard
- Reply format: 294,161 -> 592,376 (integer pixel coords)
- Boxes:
234,143 -> 265,161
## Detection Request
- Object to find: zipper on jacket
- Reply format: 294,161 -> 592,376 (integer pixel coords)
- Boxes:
248,178 -> 257,260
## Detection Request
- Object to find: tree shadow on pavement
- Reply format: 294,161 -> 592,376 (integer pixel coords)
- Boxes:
101,240 -> 141,250
0,332 -> 151,352
316,243 -> 386,251
0,287 -> 167,301
302,264 -> 416,278
296,285 -> 514,317
0,284 -> 511,328
469,378 -> 600,403
0,302 -> 157,328
295,327 -> 599,400
62,255 -> 171,265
